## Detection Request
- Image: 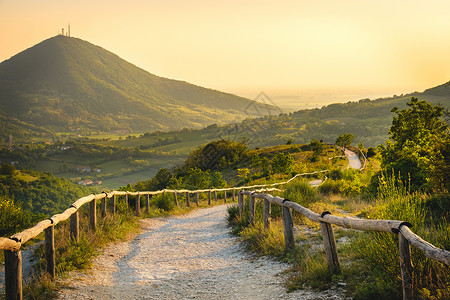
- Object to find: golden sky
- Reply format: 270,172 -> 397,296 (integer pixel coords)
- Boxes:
1,0 -> 449,103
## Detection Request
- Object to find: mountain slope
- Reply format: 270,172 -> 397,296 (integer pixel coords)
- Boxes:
100,82 -> 450,150
0,36 -> 273,138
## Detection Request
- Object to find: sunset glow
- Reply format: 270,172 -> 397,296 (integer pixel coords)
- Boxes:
1,0 -> 449,105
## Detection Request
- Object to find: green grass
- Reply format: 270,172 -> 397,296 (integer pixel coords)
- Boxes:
350,175 -> 450,299
226,159 -> 449,298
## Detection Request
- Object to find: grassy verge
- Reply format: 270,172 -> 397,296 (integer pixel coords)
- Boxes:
227,176 -> 450,299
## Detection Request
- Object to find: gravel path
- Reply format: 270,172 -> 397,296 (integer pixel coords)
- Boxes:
58,205 -> 345,299
344,149 -> 361,170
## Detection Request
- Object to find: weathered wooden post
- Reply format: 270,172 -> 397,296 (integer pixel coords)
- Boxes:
4,250 -> 22,300
135,193 -> 141,217
249,193 -> 256,225
44,226 -> 55,279
320,213 -> 341,274
195,192 -> 199,206
125,193 -> 128,207
399,232 -> 414,300
90,198 -> 96,231
101,196 -> 107,218
238,192 -> 244,218
208,190 -> 212,205
70,209 -> 79,242
263,198 -> 271,229
110,194 -> 116,214
146,194 -> 150,212
232,188 -> 236,202
186,192 -> 190,207
174,192 -> 178,207
281,206 -> 294,250
214,190 -> 217,201
224,190 -> 227,203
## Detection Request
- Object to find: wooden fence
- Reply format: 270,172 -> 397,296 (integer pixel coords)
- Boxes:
3,166 -> 447,300
0,182 -> 286,300
238,190 -> 450,300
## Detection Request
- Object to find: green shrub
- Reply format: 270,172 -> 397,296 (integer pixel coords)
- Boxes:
318,180 -> 342,195
328,168 -> 343,180
283,179 -> 318,206
152,193 -> 175,212
0,195 -> 42,237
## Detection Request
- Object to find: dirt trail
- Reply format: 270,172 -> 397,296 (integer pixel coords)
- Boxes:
344,149 -> 362,169
58,204 -> 345,299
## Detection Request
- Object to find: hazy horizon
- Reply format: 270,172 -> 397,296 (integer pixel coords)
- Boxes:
226,86 -> 419,111
1,0 -> 449,109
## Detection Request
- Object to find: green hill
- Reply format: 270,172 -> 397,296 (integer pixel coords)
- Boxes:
0,35 -> 275,141
0,168 -> 93,215
100,85 -> 450,151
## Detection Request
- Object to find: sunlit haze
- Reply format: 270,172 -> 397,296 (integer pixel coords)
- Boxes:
1,0 -> 449,108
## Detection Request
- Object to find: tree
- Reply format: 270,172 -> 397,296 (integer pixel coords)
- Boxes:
261,157 -> 270,175
310,139 -> 323,157
237,168 -> 250,179
335,133 -> 354,149
210,171 -> 226,188
271,153 -> 294,174
380,97 -> 449,191
184,139 -> 248,171
185,167 -> 210,189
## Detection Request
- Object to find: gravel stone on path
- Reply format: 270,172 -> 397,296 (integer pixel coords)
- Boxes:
58,204 -> 346,299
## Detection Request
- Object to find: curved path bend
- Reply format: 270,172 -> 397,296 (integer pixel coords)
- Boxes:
58,204 -> 345,299
344,149 -> 362,170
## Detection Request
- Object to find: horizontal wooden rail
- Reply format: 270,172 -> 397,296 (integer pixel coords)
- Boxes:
399,226 -> 450,265
238,190 -> 450,300
0,238 -> 21,252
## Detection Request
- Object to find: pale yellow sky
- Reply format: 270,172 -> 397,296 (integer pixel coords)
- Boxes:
1,0 -> 449,104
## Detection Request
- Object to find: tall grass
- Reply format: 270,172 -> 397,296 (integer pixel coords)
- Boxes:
283,179 -> 318,206
22,201 -> 140,299
352,173 -> 450,299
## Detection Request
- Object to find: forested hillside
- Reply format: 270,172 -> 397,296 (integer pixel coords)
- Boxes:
0,35 -> 274,142
0,166 -> 93,215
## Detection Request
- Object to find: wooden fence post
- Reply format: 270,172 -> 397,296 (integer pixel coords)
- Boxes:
125,194 -> 128,207
320,219 -> 341,274
195,192 -> 199,206
4,249 -> 22,300
135,193 -> 141,217
110,194 -> 116,214
174,192 -> 178,207
70,210 -> 79,242
249,193 -> 256,225
224,190 -> 227,203
214,190 -> 217,201
263,198 -> 271,229
399,232 -> 414,300
238,192 -> 244,218
44,226 -> 55,279
186,192 -> 190,207
233,188 -> 236,202
281,206 -> 295,250
208,190 -> 212,205
146,194 -> 150,211
90,198 -> 96,231
101,196 -> 107,218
